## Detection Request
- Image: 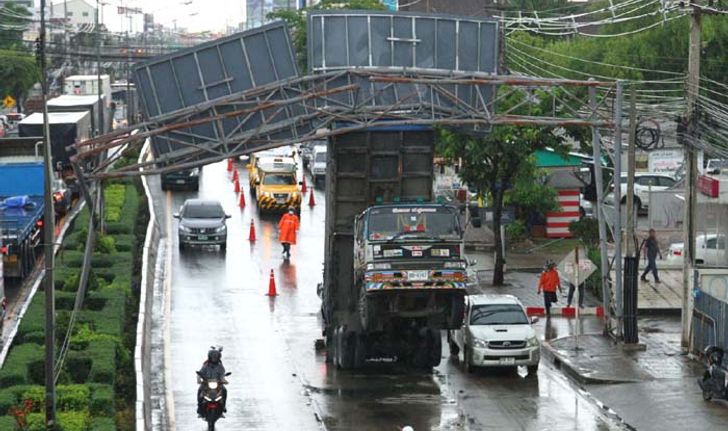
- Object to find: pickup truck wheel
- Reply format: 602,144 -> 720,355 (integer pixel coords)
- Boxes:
463,346 -> 474,374
527,363 -> 539,376
448,336 -> 460,357
220,242 -> 227,251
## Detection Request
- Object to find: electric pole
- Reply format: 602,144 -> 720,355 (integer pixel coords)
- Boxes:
96,0 -> 103,136
681,1 -> 701,353
39,0 -> 57,428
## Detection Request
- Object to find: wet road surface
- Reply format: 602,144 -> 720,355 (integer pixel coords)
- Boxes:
155,160 -> 624,430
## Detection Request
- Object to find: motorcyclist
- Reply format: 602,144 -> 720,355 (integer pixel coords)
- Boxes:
197,347 -> 228,416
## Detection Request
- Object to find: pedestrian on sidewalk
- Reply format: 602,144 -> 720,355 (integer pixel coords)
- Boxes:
640,228 -> 662,284
278,207 -> 299,259
537,260 -> 562,317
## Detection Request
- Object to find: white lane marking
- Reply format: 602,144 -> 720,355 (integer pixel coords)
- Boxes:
164,190 -> 176,430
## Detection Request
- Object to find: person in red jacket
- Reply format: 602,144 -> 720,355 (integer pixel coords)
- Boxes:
278,208 -> 299,259
537,260 -> 563,317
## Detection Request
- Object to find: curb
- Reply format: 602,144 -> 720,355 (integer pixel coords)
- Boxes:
541,338 -> 645,385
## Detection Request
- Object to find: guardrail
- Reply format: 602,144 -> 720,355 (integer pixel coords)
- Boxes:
135,139 -> 161,431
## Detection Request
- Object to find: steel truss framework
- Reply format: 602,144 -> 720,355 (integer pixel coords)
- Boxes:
71,69 -> 616,178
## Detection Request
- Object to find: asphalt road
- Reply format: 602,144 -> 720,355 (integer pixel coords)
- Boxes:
154,160 -> 623,431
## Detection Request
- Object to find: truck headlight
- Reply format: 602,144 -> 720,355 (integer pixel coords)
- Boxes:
179,224 -> 191,233
472,338 -> 488,348
366,263 -> 391,270
444,261 -> 466,269
261,191 -> 273,198
527,336 -> 539,347
214,225 -> 227,233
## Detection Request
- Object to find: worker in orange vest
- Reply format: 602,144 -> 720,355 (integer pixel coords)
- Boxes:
278,207 -> 299,259
537,260 -> 563,317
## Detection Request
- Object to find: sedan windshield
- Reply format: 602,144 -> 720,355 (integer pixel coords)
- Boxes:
183,204 -> 224,219
470,304 -> 529,325
263,174 -> 296,185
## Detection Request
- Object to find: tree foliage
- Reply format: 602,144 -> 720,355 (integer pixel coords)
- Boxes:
0,50 -> 40,111
267,0 -> 387,71
0,3 -> 31,51
437,91 -> 569,285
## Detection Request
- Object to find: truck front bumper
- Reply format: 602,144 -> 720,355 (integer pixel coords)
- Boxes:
469,345 -> 540,367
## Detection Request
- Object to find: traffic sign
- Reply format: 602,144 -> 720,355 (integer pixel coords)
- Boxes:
3,95 -> 15,108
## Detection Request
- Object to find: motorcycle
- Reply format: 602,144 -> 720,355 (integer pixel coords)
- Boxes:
197,371 -> 231,430
697,345 -> 728,402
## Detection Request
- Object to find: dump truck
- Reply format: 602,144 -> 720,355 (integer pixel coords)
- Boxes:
321,127 -> 467,369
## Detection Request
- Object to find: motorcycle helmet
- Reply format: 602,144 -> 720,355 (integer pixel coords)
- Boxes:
208,348 -> 222,365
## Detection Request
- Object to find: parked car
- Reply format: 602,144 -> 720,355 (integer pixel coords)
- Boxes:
580,193 -> 593,218
705,159 -> 728,175
604,173 -> 676,211
666,234 -> 726,266
301,140 -> 325,170
161,167 -> 200,191
174,199 -> 230,251
448,294 -> 540,374
310,145 -> 327,186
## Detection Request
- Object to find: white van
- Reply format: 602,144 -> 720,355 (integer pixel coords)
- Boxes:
311,145 -> 327,186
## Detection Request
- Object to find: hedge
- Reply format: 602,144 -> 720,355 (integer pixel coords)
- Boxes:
0,179 -> 147,430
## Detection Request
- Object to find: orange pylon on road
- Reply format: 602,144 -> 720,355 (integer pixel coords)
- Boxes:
301,175 -> 308,193
226,158 -> 233,172
234,178 -> 240,193
238,192 -> 246,208
248,220 -> 256,241
232,169 -> 239,182
267,269 -> 278,296
308,190 -> 316,207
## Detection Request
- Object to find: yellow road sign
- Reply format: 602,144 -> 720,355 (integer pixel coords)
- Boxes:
3,96 -> 15,108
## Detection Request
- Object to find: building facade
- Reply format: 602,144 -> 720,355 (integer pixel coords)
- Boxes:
50,0 -> 96,28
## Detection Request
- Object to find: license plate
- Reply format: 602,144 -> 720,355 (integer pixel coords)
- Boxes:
499,357 -> 515,365
198,235 -> 208,240
407,270 -> 428,281
175,179 -> 185,184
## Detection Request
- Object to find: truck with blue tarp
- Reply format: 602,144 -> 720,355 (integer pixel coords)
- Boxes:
0,145 -> 45,280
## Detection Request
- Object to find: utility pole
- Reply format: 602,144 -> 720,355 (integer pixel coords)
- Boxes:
681,2 -> 702,352
626,87 -> 637,257
39,0 -> 57,428
126,14 -> 133,125
623,86 -> 639,344
96,0 -> 103,136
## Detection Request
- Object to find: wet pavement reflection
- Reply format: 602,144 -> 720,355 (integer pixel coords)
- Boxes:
157,160 -> 622,431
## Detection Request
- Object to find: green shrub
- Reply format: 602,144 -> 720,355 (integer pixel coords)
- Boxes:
26,411 -> 90,431
16,296 -> 45,339
95,236 -> 116,254
56,291 -> 77,310
569,217 -> 601,247
87,340 -> 117,384
105,223 -> 132,235
20,386 -> 44,412
20,331 -> 45,345
89,385 -> 114,416
104,184 -> 126,223
505,220 -> 527,242
59,250 -> 85,268
0,344 -> 43,386
19,384 -> 89,413
65,353 -> 92,383
0,416 -> 17,429
0,389 -> 16,415
90,416 -> 116,430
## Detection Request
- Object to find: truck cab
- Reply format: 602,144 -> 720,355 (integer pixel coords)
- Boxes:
253,158 -> 301,212
353,203 -> 467,331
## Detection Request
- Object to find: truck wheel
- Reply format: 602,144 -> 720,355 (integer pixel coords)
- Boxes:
527,363 -> 539,376
448,333 -> 460,357
19,242 -> 27,279
448,297 -> 465,328
429,330 -> 442,368
358,290 -> 375,331
338,329 -> 355,370
353,332 -> 366,369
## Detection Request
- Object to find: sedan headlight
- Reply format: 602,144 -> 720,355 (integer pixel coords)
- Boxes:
472,338 -> 488,348
179,224 -> 192,233
366,262 -> 391,270
444,261 -> 466,269
527,336 -> 539,347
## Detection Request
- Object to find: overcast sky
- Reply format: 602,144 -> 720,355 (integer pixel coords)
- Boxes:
47,0 -> 248,34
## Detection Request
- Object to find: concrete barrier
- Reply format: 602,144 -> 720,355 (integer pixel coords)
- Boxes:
135,140 -> 161,431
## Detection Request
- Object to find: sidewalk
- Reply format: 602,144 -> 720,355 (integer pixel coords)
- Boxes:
542,321 -> 699,384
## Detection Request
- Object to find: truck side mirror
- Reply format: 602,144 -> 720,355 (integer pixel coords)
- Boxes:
173,213 -> 180,219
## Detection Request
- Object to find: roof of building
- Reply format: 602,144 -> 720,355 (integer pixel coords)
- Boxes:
20,111 -> 89,125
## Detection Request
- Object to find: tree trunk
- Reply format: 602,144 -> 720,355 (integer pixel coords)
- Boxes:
492,186 -> 506,286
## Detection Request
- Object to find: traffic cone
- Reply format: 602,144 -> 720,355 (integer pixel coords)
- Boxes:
248,220 -> 256,241
232,169 -> 239,182
226,158 -> 233,172
267,269 -> 278,296
238,192 -> 246,208
301,176 -> 307,193
308,190 -> 316,207
234,178 -> 240,193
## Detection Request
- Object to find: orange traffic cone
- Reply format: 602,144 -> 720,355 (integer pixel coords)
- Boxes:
301,175 -> 307,193
248,220 -> 256,241
232,169 -> 239,182
238,192 -> 246,208
234,178 -> 240,193
267,269 -> 278,296
226,158 -> 233,172
308,190 -> 316,207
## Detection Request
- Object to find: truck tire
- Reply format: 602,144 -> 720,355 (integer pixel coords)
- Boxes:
447,332 -> 460,356
338,328 -> 356,370
353,332 -> 366,369
19,242 -> 27,279
358,290 -> 376,331
447,296 -> 465,328
429,330 -> 442,368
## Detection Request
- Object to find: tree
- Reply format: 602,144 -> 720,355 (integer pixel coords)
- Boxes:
0,3 -> 31,51
437,91 -> 570,285
267,0 -> 387,71
0,50 -> 40,112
